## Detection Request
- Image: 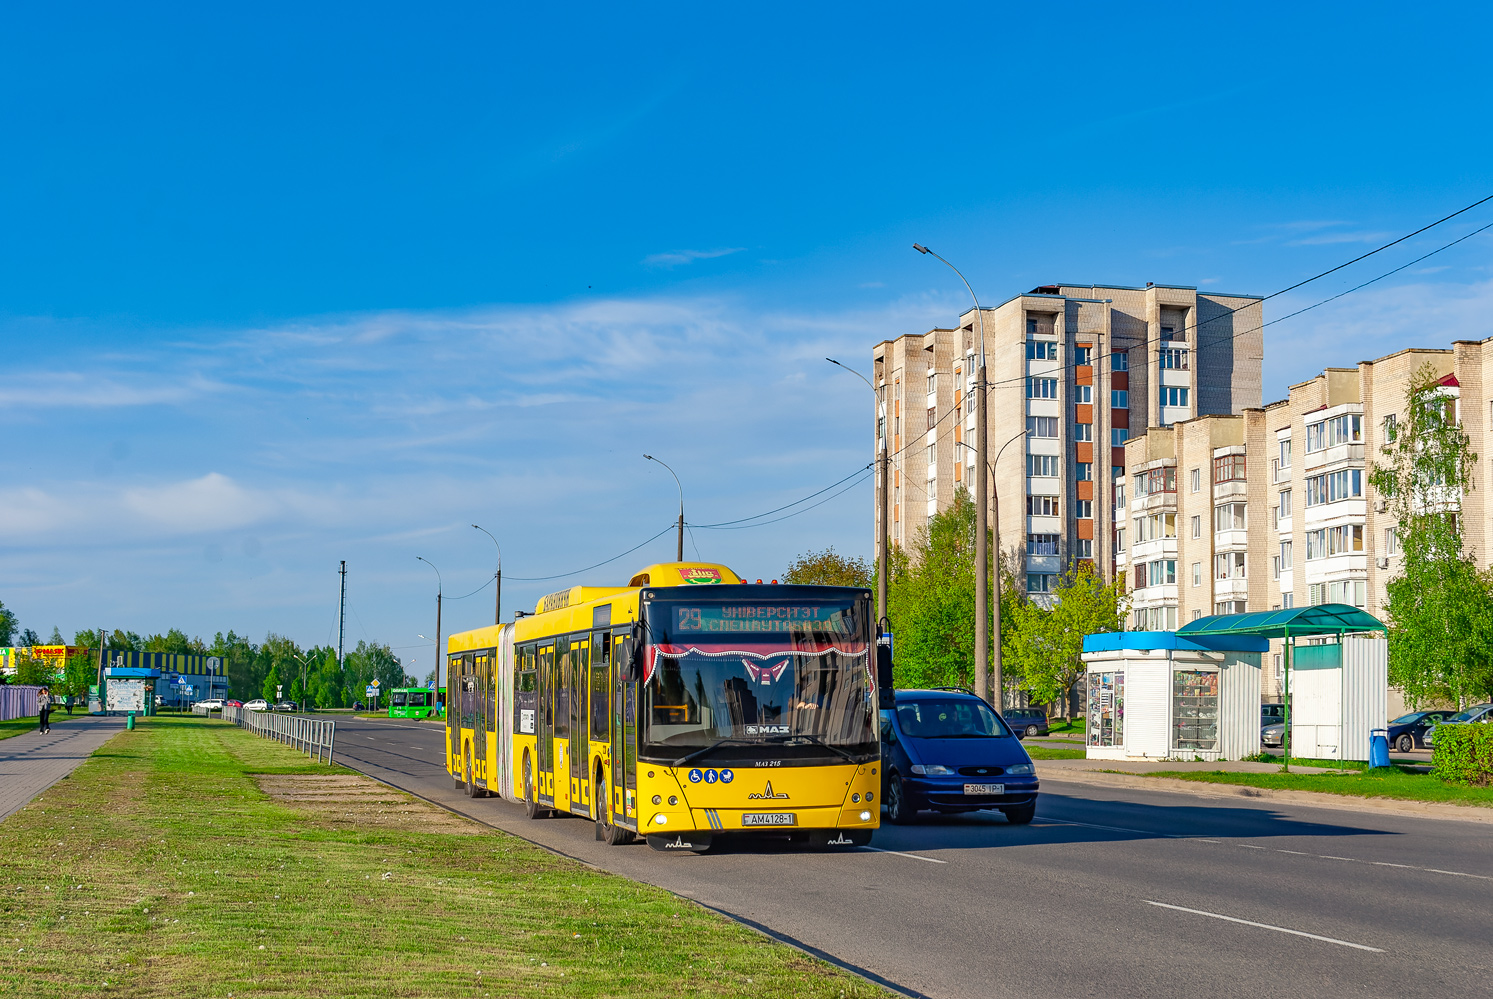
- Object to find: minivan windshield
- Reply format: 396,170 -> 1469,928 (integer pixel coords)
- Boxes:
896,698 -> 1011,739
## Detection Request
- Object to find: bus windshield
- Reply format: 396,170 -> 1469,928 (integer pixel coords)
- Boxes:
641,595 -> 876,762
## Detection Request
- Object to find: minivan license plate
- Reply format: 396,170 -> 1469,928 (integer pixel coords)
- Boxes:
964,783 -> 1004,795
741,812 -> 796,826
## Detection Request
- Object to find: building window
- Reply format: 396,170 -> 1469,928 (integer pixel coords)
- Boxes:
1026,416 -> 1058,438
927,372 -> 937,395
1160,348 -> 1189,370
1147,559 -> 1177,585
1115,482 -> 1126,507
1133,513 -> 1177,541
1027,377 -> 1059,399
1280,540 -> 1293,571
1305,525 -> 1364,559
1027,454 -> 1059,477
1112,389 -> 1129,409
1074,346 -> 1092,365
1134,467 -> 1177,496
1161,387 -> 1189,407
1027,533 -> 1060,555
1279,438 -> 1292,469
1076,462 -> 1093,481
1115,529 -> 1126,552
1192,608 -> 1203,621
1214,552 -> 1247,580
1111,428 -> 1129,446
1385,527 -> 1398,555
1190,468 -> 1201,492
1027,573 -> 1058,593
1192,562 -> 1202,587
1214,503 -> 1246,531
1272,555 -> 1281,580
1282,592 -> 1294,609
1305,469 -> 1363,506
1383,413 -> 1397,443
1111,351 -> 1129,372
1214,600 -> 1246,615
925,406 -> 935,430
1074,422 -> 1093,441
1074,384 -> 1092,403
1305,414 -> 1363,453
1074,539 -> 1093,559
1279,489 -> 1292,519
1191,515 -> 1201,539
1213,454 -> 1246,483
1075,500 -> 1093,519
1027,495 -> 1059,517
1025,340 -> 1058,360
1309,580 -> 1367,607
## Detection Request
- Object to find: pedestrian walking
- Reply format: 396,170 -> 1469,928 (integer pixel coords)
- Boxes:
37,687 -> 52,734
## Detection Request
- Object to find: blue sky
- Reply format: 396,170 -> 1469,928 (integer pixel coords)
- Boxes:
4,2 -> 1493,675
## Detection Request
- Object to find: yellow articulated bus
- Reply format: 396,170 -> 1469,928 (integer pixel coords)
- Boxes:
445,561 -> 881,852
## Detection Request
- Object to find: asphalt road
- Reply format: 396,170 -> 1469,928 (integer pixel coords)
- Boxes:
323,715 -> 1493,999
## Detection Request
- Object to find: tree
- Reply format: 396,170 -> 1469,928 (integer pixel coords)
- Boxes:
782,547 -> 873,588
213,631 -> 261,700
1371,362 -> 1493,708
46,626 -> 65,645
1004,562 -> 1129,719
18,628 -> 40,648
345,640 -> 404,699
144,629 -> 193,654
13,650 -> 54,687
0,600 -> 17,647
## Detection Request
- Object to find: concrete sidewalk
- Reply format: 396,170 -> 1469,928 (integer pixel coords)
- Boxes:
0,715 -> 125,822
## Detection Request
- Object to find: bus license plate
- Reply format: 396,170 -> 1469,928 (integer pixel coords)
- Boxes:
741,812 -> 796,826
964,783 -> 1004,795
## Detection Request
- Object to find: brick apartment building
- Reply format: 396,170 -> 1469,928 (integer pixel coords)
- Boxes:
872,282 -> 1263,599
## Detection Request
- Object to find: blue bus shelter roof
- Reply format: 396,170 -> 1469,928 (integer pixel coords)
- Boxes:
1082,631 -> 1270,654
1175,604 -> 1386,639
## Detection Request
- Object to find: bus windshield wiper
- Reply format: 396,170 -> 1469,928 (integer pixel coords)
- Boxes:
671,738 -> 757,769
768,733 -> 864,764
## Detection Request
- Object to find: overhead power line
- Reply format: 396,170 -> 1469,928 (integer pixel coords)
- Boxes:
691,463 -> 874,528
692,467 -> 875,530
503,523 -> 678,583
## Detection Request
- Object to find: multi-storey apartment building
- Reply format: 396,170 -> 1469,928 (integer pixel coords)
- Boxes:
872,283 -> 1264,598
1119,341 -> 1493,701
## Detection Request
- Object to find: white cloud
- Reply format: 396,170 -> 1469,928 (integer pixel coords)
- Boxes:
641,247 -> 746,269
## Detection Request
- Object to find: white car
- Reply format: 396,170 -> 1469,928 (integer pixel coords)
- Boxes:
196,699 -> 225,711
244,699 -> 269,712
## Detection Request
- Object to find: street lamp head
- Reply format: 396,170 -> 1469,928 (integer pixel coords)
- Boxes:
912,243 -> 930,254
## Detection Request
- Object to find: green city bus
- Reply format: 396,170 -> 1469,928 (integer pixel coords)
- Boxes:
388,687 -> 442,720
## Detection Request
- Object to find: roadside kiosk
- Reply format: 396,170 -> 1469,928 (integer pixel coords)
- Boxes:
1081,631 -> 1268,762
1176,605 -> 1387,764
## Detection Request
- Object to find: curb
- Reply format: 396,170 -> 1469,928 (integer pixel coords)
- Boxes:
1037,768 -> 1493,825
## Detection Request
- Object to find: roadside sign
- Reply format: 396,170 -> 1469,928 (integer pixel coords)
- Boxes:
365,685 -> 377,697
276,685 -> 283,698
371,678 -> 380,687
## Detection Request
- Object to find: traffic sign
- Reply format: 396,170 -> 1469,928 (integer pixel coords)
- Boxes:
371,678 -> 380,687
365,685 -> 377,697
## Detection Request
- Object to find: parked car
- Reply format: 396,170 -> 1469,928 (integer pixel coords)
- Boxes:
1004,708 -> 1049,738
879,689 -> 1039,825
226,699 -> 244,708
244,699 -> 269,712
1261,702 -> 1285,729
1386,710 -> 1458,752
1262,722 -> 1283,749
196,699 -> 225,711
272,700 -> 298,712
1425,703 -> 1493,747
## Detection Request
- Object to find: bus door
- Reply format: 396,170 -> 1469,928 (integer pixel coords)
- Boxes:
588,631 -> 609,818
537,644 -> 555,803
569,636 -> 589,814
612,632 -> 637,825
474,650 -> 490,787
446,653 -> 460,773
553,641 -> 571,812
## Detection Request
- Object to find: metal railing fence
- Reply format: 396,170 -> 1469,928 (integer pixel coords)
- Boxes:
221,706 -> 336,764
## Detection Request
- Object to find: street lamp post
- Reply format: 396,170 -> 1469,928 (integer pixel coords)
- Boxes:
643,454 -> 685,561
958,429 -> 1030,707
827,357 -> 890,629
417,557 -> 444,693
914,244 -> 993,703
472,524 -> 502,625
290,652 -> 312,712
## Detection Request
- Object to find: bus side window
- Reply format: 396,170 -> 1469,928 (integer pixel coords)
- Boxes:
590,631 -> 609,741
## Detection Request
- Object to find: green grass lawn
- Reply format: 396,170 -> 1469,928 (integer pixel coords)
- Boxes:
1145,762 -> 1493,808
0,716 -> 889,998
1024,744 -> 1087,760
0,710 -> 85,741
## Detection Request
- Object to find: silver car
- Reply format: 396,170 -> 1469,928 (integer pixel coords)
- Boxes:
1424,703 -> 1493,747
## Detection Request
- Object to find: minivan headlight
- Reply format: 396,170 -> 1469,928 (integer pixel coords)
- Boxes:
1005,763 -> 1035,776
910,764 -> 954,775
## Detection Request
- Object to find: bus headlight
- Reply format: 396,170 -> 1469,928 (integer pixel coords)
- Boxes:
654,814 -> 668,825
859,811 -> 872,821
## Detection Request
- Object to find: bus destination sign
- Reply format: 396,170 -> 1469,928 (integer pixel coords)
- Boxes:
673,605 -> 854,635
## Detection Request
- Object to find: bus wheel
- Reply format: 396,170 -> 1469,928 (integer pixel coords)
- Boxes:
523,753 -> 543,819
465,747 -> 479,798
595,768 -> 632,846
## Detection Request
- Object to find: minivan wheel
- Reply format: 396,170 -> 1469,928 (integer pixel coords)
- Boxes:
1396,733 -> 1414,753
1002,803 -> 1036,825
885,774 -> 916,825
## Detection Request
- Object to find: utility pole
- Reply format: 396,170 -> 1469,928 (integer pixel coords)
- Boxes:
914,244 -> 993,704
418,557 -> 444,691
472,525 -> 502,625
643,455 -> 685,562
337,561 -> 347,667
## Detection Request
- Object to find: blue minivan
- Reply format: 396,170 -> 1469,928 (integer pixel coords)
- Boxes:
879,689 -> 1039,825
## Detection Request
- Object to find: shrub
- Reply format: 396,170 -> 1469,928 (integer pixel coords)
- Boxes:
1430,724 -> 1493,786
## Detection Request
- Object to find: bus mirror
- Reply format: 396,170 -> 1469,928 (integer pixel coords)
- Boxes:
620,630 -> 641,680
875,639 -> 894,690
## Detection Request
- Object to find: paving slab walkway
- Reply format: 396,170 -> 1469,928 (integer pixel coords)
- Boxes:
0,714 -> 125,822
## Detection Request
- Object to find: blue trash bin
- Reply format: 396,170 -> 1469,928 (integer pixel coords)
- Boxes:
1369,728 -> 1390,768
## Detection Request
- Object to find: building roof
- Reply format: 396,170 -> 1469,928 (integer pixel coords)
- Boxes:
1176,604 -> 1386,639
1082,631 -> 1270,653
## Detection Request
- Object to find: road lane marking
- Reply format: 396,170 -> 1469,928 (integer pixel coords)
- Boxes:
1045,818 -> 1493,881
859,846 -> 948,864
1145,901 -> 1384,952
